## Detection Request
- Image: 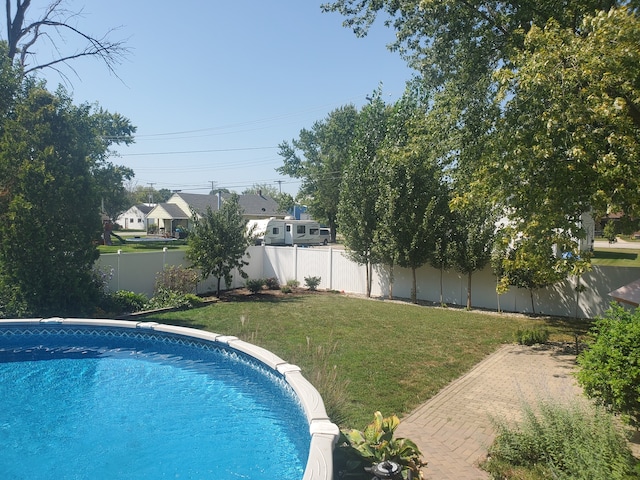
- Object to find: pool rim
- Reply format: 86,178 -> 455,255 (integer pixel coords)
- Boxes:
0,317 -> 339,480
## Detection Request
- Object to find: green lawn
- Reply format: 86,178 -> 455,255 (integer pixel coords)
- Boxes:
591,248 -> 640,267
98,241 -> 187,254
144,293 -> 591,428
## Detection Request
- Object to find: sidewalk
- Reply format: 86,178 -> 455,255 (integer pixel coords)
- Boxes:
395,343 -> 584,479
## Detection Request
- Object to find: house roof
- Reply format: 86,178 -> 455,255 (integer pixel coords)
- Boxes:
147,203 -> 189,220
176,192 -> 284,217
147,192 -> 286,221
136,204 -> 154,215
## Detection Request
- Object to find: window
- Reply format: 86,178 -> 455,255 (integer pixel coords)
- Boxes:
286,225 -> 291,232
310,228 -> 319,235
272,227 -> 279,234
130,218 -> 134,223
138,218 -> 142,223
297,225 -> 306,234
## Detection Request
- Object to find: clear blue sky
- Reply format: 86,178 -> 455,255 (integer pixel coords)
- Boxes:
35,1 -> 414,196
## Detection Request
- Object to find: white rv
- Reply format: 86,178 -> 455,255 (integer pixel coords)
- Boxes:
262,219 -> 321,246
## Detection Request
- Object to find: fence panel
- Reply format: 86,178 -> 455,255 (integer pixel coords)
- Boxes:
98,246 -> 639,318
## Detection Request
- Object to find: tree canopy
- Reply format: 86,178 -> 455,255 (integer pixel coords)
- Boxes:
278,104 -> 359,242
0,79 -> 135,317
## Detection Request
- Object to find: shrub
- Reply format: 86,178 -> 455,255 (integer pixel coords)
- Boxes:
515,327 -> 549,345
280,285 -> 292,294
264,277 -> 280,290
154,265 -> 198,295
286,279 -> 300,288
145,287 -> 200,310
334,411 -> 427,480
483,402 -> 638,479
246,278 -> 265,293
112,290 -> 148,313
577,303 -> 640,427
304,276 -> 321,291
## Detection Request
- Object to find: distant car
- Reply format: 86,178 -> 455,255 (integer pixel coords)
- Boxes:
319,228 -> 331,245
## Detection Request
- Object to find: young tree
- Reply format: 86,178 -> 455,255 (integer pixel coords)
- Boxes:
0,83 -> 135,317
380,145 -> 450,304
338,92 -> 388,297
450,197 -> 497,310
278,104 -> 359,242
186,194 -> 253,296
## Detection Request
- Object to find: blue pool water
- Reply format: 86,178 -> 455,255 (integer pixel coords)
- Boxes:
0,326 -> 309,479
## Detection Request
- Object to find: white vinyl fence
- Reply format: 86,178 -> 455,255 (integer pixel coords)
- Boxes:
96,245 -> 640,319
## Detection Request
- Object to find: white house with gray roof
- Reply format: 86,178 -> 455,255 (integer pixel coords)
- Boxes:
146,192 -> 286,237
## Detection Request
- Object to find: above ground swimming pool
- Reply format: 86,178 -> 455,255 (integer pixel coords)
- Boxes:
0,319 -> 338,479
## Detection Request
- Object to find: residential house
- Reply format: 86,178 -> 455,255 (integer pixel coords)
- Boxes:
146,192 -> 286,237
116,204 -> 155,231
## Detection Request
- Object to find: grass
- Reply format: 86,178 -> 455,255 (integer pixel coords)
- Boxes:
98,241 -> 187,254
591,248 -> 640,267
144,292 -> 591,428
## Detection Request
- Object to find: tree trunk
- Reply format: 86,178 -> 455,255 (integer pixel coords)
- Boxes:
388,264 -> 394,300
411,267 -> 417,304
439,267 -> 444,305
365,260 -> 371,297
530,289 -> 536,315
216,277 -> 222,297
466,272 -> 472,310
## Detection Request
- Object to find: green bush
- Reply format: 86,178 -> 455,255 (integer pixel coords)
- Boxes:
577,303 -> 640,427
112,290 -> 148,313
483,401 -> 638,479
280,285 -> 292,294
246,278 -> 265,293
515,327 -> 549,345
264,277 -> 280,290
145,287 -> 200,310
304,276 -> 321,291
286,279 -> 300,288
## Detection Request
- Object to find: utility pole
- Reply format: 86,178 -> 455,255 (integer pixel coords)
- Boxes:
275,180 -> 283,193
147,182 -> 155,204
210,181 -> 215,195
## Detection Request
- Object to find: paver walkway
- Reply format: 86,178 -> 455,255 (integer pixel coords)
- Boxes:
395,343 -> 584,479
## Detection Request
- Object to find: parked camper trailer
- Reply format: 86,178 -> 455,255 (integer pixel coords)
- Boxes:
262,219 -> 321,246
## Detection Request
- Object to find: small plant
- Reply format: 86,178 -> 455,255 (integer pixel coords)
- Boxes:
304,276 -> 321,291
286,279 -> 300,288
515,327 -> 549,345
246,278 -> 265,293
264,277 -> 280,290
334,411 -> 427,480
280,285 -> 292,294
483,401 -> 638,479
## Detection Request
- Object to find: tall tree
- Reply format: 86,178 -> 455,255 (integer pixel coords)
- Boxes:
491,7 -> 640,224
278,104 -> 359,242
0,82 -> 135,317
186,193 -> 253,296
95,163 -> 134,221
338,91 -> 388,297
3,0 -> 128,79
